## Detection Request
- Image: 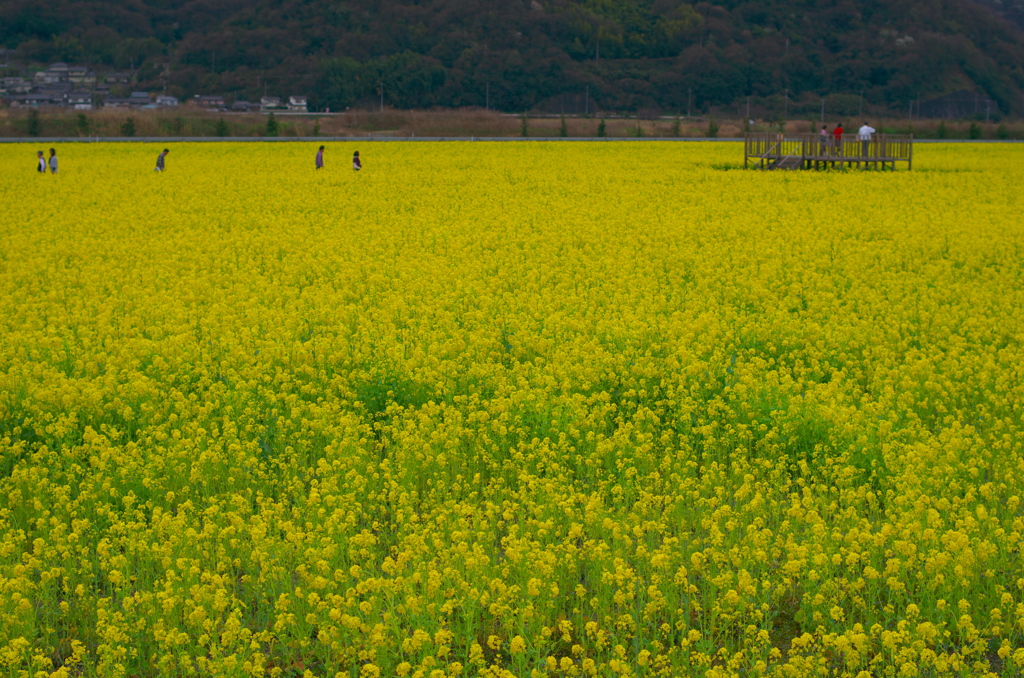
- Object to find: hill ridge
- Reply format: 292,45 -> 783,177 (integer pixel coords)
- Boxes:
1,0 -> 1022,116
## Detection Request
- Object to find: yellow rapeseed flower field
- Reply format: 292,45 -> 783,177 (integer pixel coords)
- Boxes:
1,141 -> 1023,678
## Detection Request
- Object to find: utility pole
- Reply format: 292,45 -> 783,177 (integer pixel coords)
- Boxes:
746,96 -> 750,121
784,88 -> 788,119
585,85 -> 589,115
485,82 -> 489,110
688,88 -> 692,117
820,97 -> 824,123
986,99 -> 990,124
859,89 -> 864,117
380,80 -> 383,111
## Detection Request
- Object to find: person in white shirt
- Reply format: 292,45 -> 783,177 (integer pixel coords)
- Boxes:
858,122 -> 876,160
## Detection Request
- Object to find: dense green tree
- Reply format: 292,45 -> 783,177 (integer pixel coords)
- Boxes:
26,108 -> 40,137
75,112 -> 90,136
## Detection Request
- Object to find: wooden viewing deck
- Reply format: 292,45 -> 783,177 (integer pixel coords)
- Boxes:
744,132 -> 913,171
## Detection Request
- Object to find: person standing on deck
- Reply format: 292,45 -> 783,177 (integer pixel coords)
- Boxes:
316,145 -> 325,170
858,122 -> 876,163
48,148 -> 58,174
831,124 -> 844,167
820,125 -> 829,156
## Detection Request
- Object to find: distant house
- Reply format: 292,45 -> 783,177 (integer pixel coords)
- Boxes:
68,66 -> 96,86
31,62 -> 72,85
195,94 -> 225,109
231,99 -> 255,112
156,95 -> 179,107
0,77 -> 30,94
34,70 -> 61,85
20,92 -> 56,107
38,82 -> 72,96
129,91 -> 152,106
67,91 -> 93,109
287,95 -> 308,112
101,97 -> 132,109
260,95 -> 282,111
105,72 -> 131,85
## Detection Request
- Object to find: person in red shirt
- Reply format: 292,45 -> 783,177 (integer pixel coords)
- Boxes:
833,124 -> 844,156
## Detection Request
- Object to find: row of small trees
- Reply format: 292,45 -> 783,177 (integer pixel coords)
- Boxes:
525,113 -> 720,138
21,109 -> 716,138
22,109 -> 274,138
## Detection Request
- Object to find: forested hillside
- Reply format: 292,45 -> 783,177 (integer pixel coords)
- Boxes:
2,0 -> 1023,115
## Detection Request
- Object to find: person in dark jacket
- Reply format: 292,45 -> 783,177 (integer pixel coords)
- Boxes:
37,151 -> 46,173
155,148 -> 169,172
316,145 -> 325,169
352,150 -> 361,171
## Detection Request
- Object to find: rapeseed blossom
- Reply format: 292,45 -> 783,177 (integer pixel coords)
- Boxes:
1,141 -> 1023,676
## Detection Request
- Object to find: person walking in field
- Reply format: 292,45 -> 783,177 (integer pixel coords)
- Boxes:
352,150 -> 361,171
48,148 -> 58,174
37,150 -> 46,173
316,145 -> 325,170
155,148 -> 169,172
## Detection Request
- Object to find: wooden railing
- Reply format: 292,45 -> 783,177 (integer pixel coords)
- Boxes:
744,133 -> 913,170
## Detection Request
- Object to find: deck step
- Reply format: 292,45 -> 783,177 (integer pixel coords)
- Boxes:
771,156 -> 803,170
